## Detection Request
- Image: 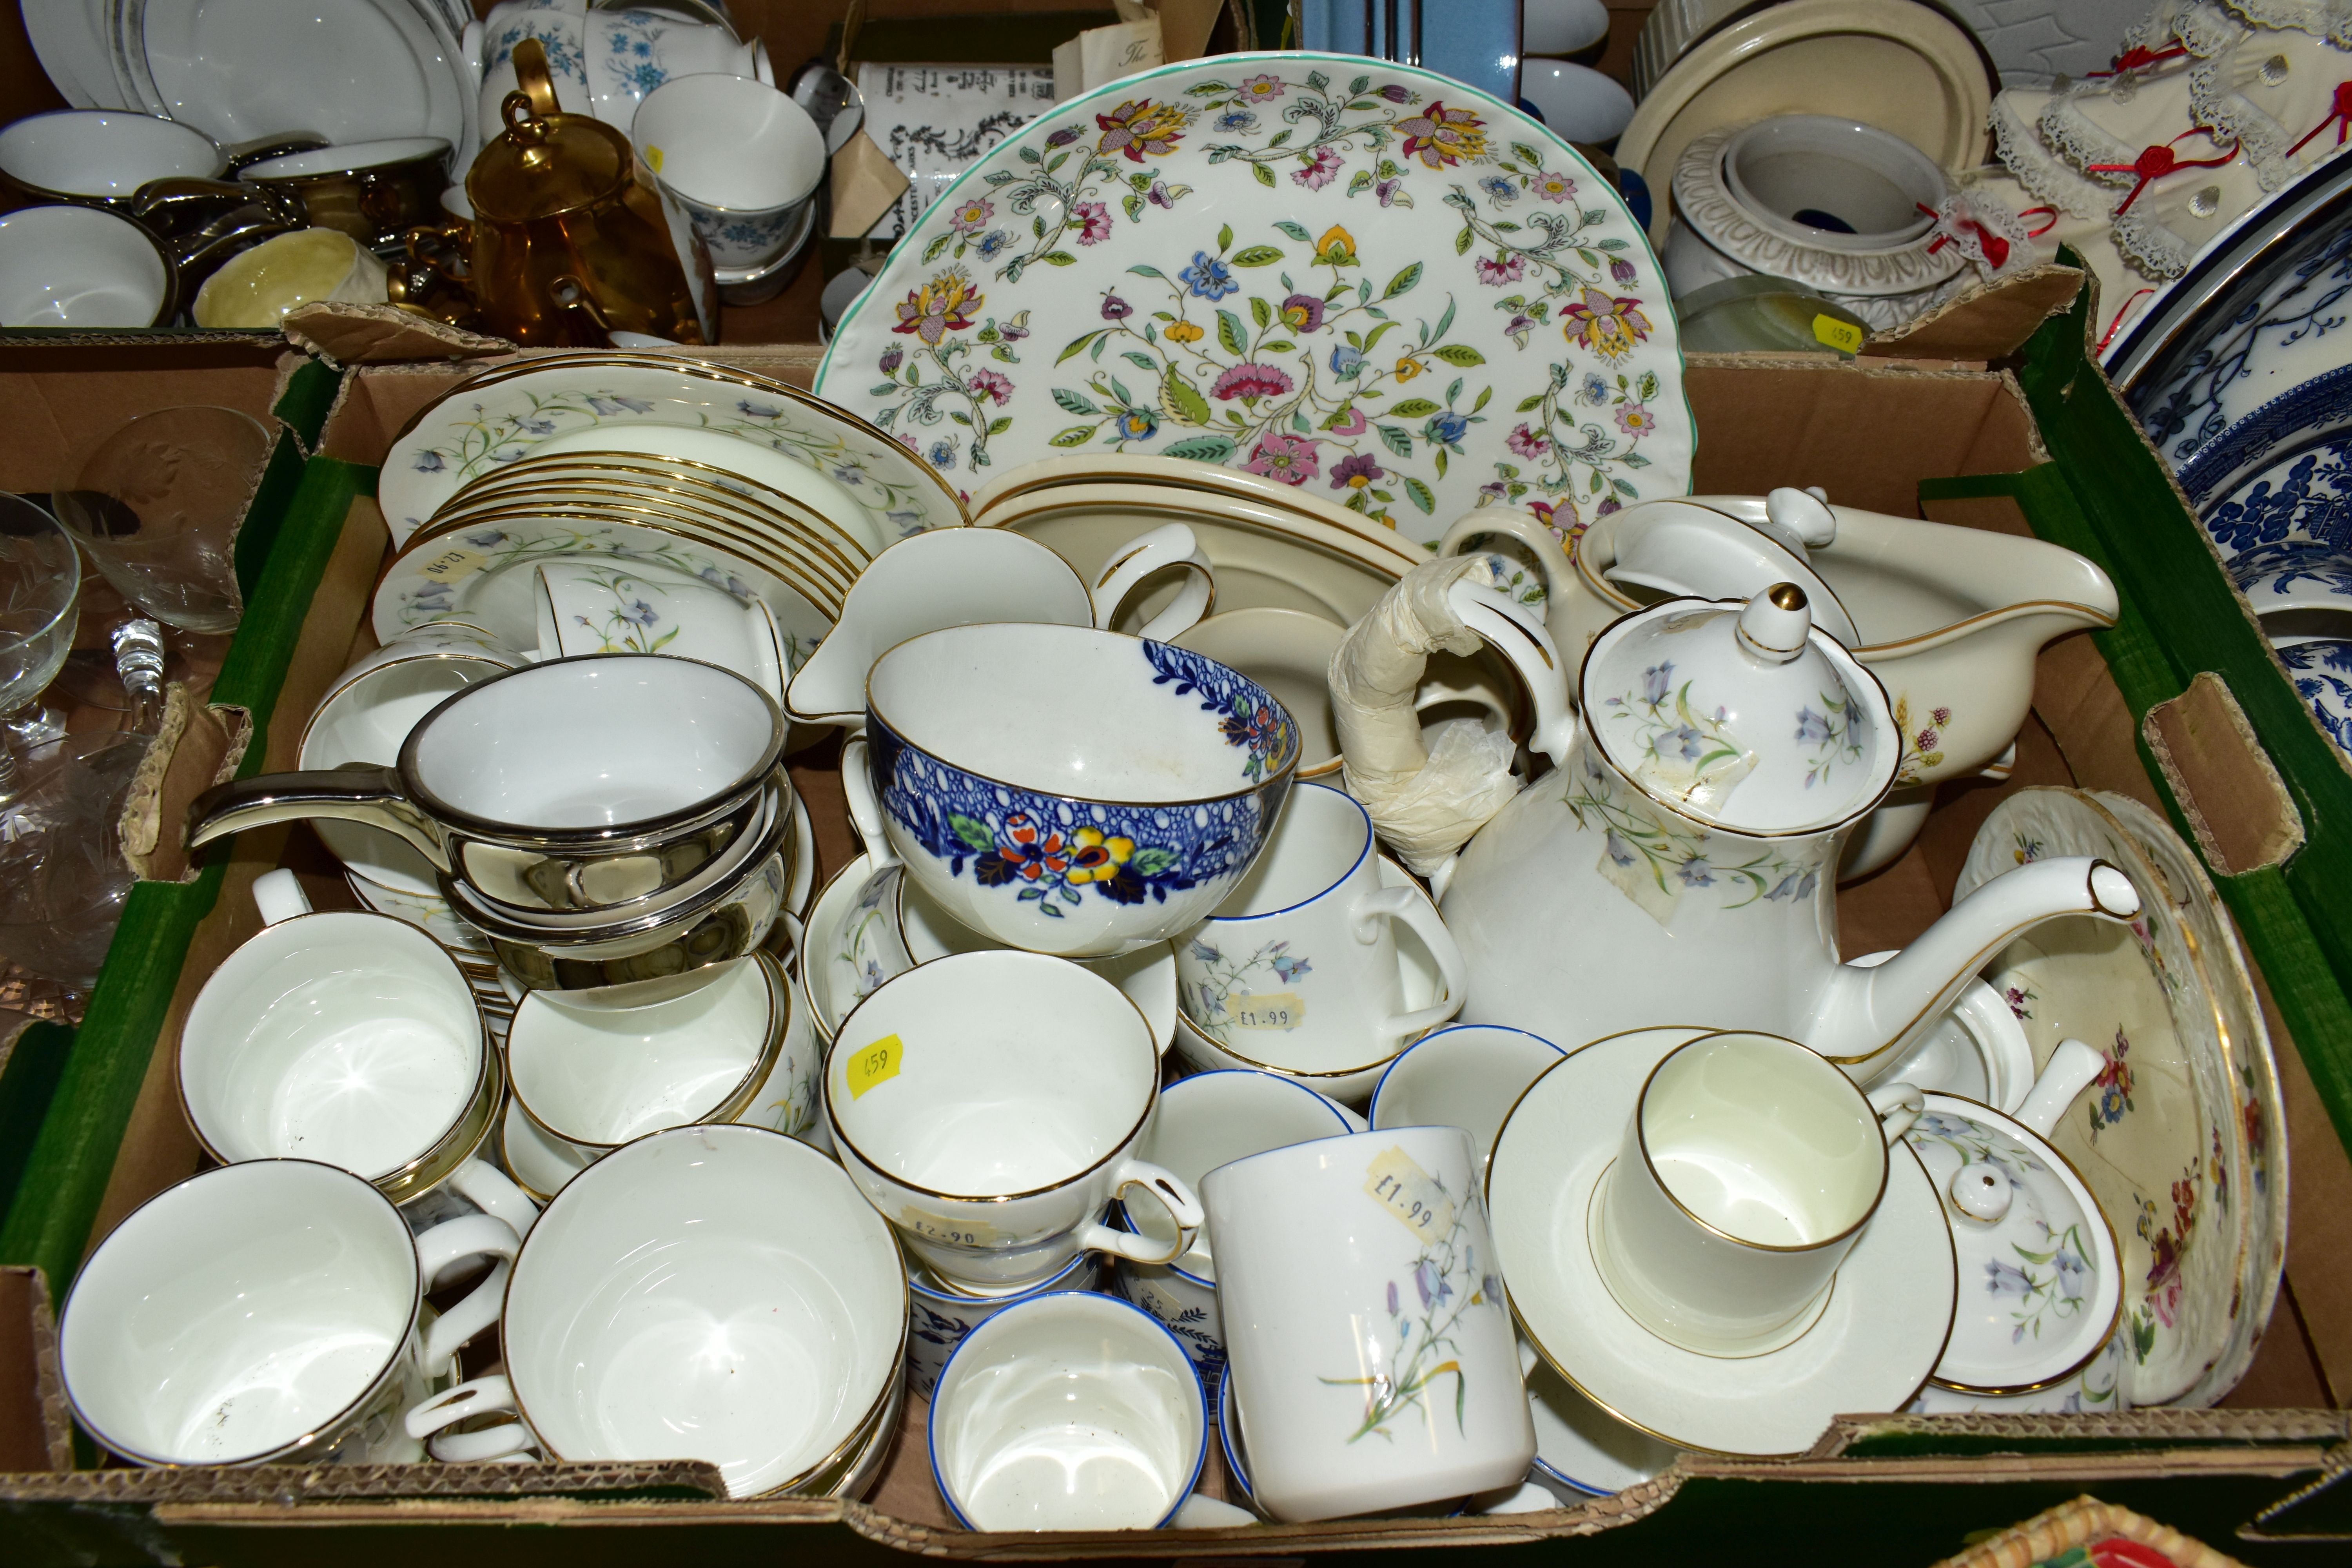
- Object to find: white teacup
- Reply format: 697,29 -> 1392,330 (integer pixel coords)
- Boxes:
1179,782 -> 1466,1068
505,951 -> 817,1150
1595,1030 -> 1923,1356
825,949 -> 1204,1289
62,1160 -> 519,1466
784,524 -> 1214,726
633,73 -> 825,273
178,870 -> 539,1238
929,1290 -> 1207,1531
534,557 -> 789,699
905,1253 -> 1101,1400
1112,1068 -> 1357,1387
0,204 -> 173,328
1369,1023 -> 1568,1173
1203,1125 -> 1535,1522
0,109 -> 222,204
403,1125 -> 904,1495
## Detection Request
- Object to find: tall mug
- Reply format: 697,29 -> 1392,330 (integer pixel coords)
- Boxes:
1202,1125 -> 1534,1522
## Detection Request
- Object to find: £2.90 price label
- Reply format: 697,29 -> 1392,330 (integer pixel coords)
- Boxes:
1227,991 -> 1305,1030
846,1034 -> 902,1098
1364,1145 -> 1455,1246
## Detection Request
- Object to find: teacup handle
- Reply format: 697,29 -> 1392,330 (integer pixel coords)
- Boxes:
446,1157 -> 540,1240
1444,577 -> 1577,768
1081,1159 -> 1205,1266
412,1213 -> 521,1374
252,867 -> 312,926
1352,885 -> 1469,1042
405,1373 -> 536,1461
839,737 -> 902,872
1867,1082 -> 1924,1144
1439,510 -> 1574,608
1092,523 -> 1214,642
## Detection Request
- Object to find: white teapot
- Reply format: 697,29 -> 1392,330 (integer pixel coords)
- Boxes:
1340,569 -> 2141,1078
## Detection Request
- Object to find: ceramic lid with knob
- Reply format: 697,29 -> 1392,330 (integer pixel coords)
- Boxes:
1579,582 -> 1894,834
1904,1073 -> 2122,1394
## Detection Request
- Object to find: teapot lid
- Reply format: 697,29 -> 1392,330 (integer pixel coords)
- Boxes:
1582,584 -> 1894,834
467,43 -> 635,223
1906,1094 -> 2122,1393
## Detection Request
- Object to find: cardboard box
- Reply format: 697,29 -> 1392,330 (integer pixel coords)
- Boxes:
4,291 -> 2350,1561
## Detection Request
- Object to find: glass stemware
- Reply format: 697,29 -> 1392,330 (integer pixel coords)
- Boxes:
0,493 -> 80,763
53,405 -> 272,635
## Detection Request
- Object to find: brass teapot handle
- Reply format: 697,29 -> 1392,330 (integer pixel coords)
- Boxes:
405,220 -> 473,287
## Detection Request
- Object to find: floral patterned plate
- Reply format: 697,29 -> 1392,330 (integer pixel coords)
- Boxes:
379,354 -> 967,548
372,510 -> 839,675
1953,788 -> 2267,1406
815,50 -> 1692,547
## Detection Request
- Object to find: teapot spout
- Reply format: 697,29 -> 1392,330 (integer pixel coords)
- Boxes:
1806,856 -> 2140,1067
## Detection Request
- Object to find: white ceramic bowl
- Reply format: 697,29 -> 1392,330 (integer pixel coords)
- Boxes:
499,1124 -> 905,1496
862,623 -> 1300,957
1519,61 -> 1634,144
0,204 -> 173,327
0,109 -> 221,202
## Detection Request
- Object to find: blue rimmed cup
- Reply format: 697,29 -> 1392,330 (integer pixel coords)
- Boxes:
928,1290 -> 1207,1531
846,623 -> 1300,959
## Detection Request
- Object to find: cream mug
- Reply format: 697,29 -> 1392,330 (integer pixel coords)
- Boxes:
1596,1030 -> 1923,1356
177,870 -> 538,1238
60,1159 -> 518,1466
1178,782 -> 1466,1069
825,949 -> 1204,1289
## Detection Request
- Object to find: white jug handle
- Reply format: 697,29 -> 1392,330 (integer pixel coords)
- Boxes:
1445,577 -> 1577,768
406,1373 -> 534,1461
1439,509 -> 1574,608
1092,522 -> 1214,642
446,1157 -> 540,1241
839,737 -> 902,872
1353,884 -> 1468,1042
252,867 -> 312,926
2014,1038 -> 2107,1138
1081,1159 -> 1205,1266
411,1213 -> 521,1373
1867,1082 -> 1925,1144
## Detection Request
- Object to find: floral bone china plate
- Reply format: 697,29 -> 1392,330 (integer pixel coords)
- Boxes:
815,51 -> 1693,547
379,356 -> 968,550
1953,788 -> 2273,1407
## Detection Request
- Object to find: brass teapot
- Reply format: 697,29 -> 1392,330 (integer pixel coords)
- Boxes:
403,37 -> 711,345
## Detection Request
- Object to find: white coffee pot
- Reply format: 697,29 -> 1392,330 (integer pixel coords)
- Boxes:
1344,572 -> 2142,1075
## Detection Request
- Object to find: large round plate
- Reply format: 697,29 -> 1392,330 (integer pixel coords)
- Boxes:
2174,364 -> 2352,562
1953,788 -> 2265,1406
110,0 -> 474,171
374,512 -> 839,669
23,0 -> 120,107
815,50 -> 1691,547
380,355 -> 966,548
1489,1026 -> 1956,1457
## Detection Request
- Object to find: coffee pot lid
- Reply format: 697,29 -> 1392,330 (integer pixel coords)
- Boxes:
1581,584 -> 1894,834
1906,1094 -> 2122,1393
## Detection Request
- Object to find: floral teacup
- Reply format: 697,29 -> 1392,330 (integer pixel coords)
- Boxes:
632,73 -> 824,273
477,0 -> 763,141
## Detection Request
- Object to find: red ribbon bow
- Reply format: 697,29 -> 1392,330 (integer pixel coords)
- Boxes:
2091,44 -> 2187,77
1918,203 -> 2011,270
2290,81 -> 2352,156
2086,129 -> 2237,214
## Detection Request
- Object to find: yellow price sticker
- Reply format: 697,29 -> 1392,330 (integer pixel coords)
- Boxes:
846,1034 -> 902,1098
1811,313 -> 1864,354
645,144 -> 664,173
1228,991 -> 1305,1031
416,545 -> 487,583
1364,1145 -> 1455,1246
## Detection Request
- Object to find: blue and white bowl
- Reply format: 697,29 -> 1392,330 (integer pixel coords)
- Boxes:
2228,540 -> 2352,648
864,624 -> 1300,958
2280,638 -> 2352,757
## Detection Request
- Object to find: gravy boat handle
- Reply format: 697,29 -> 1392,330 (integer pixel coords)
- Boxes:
187,763 -> 451,870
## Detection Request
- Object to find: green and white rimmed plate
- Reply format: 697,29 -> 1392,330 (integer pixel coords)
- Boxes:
379,354 -> 967,548
815,50 -> 1692,546
1954,788 -> 2282,1408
